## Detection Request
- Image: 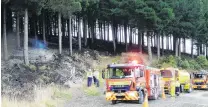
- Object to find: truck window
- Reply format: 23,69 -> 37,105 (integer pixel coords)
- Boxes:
194,74 -> 205,79
108,68 -> 133,79
161,70 -> 172,78
135,68 -> 143,77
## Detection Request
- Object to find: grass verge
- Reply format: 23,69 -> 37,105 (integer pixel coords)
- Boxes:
83,85 -> 101,96
2,85 -> 71,107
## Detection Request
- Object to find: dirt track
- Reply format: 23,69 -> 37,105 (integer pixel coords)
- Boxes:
65,89 -> 208,107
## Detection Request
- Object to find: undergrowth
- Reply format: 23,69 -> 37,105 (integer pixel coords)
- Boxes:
152,55 -> 208,71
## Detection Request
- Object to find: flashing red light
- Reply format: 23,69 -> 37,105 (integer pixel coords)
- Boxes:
132,60 -> 138,64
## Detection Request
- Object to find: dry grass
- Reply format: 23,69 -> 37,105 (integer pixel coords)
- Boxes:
2,85 -> 71,107
83,85 -> 101,96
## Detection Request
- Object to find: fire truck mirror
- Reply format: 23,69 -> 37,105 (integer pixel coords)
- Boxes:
140,70 -> 144,77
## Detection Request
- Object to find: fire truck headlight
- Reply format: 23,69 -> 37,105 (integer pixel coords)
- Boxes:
129,92 -> 136,97
106,92 -> 112,98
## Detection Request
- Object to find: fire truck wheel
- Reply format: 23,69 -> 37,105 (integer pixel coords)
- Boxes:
138,91 -> 144,104
112,100 -> 117,104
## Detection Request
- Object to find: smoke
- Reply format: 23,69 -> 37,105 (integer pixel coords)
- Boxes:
30,39 -> 47,49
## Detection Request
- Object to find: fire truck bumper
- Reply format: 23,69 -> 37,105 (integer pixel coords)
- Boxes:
193,85 -> 208,89
106,91 -> 139,101
164,87 -> 170,94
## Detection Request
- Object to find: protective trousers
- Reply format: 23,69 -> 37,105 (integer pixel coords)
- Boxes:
87,77 -> 93,87
93,76 -> 99,87
170,83 -> 176,97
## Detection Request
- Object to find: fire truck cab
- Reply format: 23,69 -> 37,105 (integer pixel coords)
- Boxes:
192,71 -> 208,90
102,62 -> 161,104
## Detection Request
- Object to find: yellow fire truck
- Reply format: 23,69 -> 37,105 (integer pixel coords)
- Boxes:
160,67 -> 192,96
192,72 -> 208,90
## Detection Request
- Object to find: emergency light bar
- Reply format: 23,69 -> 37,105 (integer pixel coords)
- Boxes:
107,63 -> 144,68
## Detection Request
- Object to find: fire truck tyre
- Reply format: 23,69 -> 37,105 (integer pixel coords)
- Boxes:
138,91 -> 144,104
112,100 -> 117,104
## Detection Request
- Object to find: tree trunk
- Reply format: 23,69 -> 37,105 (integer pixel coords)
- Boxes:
6,6 -> 13,33
24,7 -> 29,65
157,34 -> 160,60
3,4 -> 8,60
206,44 -> 208,59
83,18 -> 87,47
78,17 -> 81,51
34,16 -> 38,46
129,27 -> 133,46
112,23 -> 116,53
124,23 -> 127,51
175,37 -> 179,57
99,22 -> 103,40
115,25 -> 118,44
58,12 -> 62,54
183,37 -> 186,53
68,16 -> 72,56
142,32 -> 144,47
203,44 -> 206,56
178,38 -> 181,57
151,35 -> 154,47
147,32 -> 152,61
173,36 -> 176,52
42,12 -> 46,44
154,34 -> 157,47
161,34 -> 164,56
16,11 -> 20,49
54,14 -> 57,36
107,23 -> 110,41
138,31 -> 142,53
166,36 -> 169,50
120,25 -> 122,44
91,23 -> 94,44
191,37 -> 194,58
73,17 -> 76,37
104,21 -> 106,41
62,18 -> 66,37
40,16 -> 43,36
200,44 -> 203,55
170,35 -> 172,50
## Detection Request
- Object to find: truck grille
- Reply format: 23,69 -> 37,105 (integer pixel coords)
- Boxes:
116,96 -> 125,99
114,90 -> 126,93
110,85 -> 130,93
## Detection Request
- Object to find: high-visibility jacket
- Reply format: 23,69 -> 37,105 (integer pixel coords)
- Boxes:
175,81 -> 180,87
87,71 -> 93,78
93,71 -> 99,79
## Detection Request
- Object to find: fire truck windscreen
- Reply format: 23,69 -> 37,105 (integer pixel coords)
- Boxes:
161,70 -> 173,78
194,74 -> 206,79
107,68 -> 139,79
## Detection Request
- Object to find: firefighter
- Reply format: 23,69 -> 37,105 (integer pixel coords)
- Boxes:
93,69 -> 100,87
175,78 -> 180,96
87,69 -> 93,87
170,80 -> 176,97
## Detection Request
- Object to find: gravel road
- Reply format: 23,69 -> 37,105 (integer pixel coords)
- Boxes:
65,89 -> 208,107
